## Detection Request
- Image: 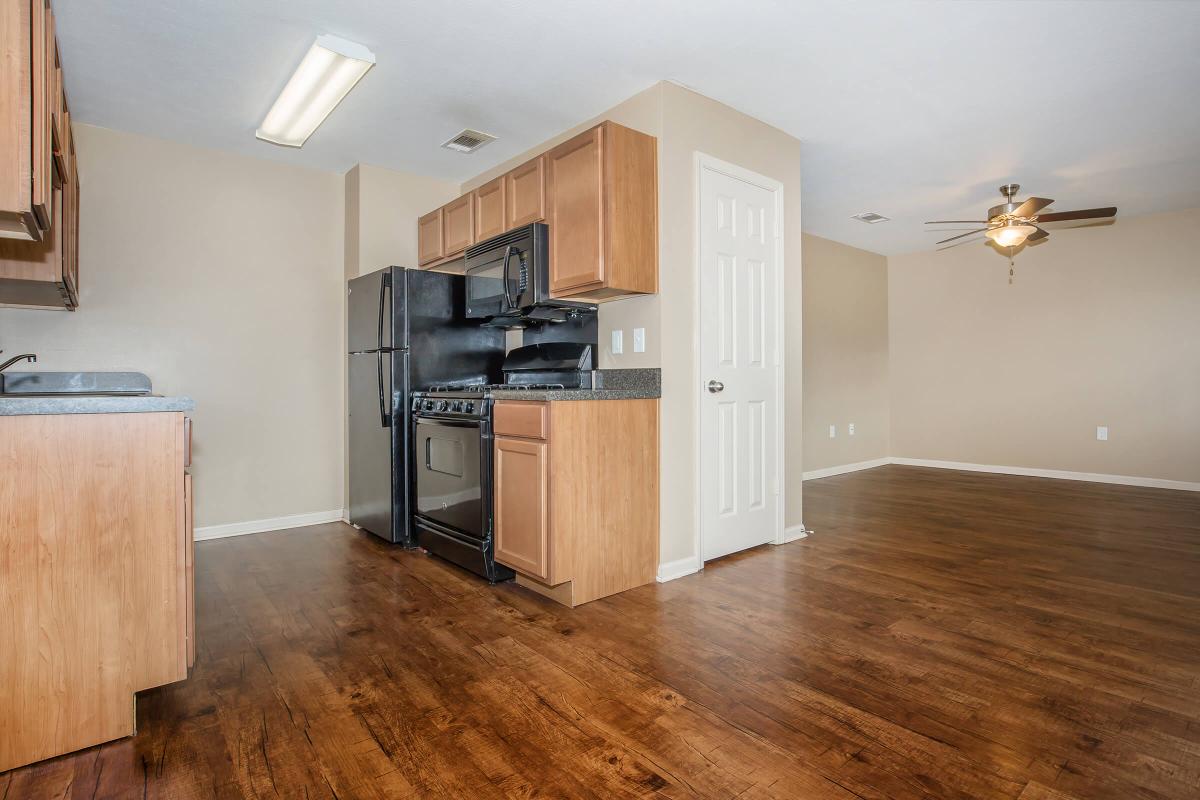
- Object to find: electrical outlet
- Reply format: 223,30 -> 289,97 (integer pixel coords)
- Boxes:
611,329 -> 623,355
848,423 -> 856,436
633,327 -> 645,353
1096,425 -> 1108,441
829,425 -> 836,439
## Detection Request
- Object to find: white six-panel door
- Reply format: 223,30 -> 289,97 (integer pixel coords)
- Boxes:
698,157 -> 783,562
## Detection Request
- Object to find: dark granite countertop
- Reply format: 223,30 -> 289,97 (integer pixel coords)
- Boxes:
0,395 -> 195,415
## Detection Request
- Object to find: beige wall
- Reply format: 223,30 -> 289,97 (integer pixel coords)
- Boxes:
0,125 -> 347,527
344,163 -> 459,279
463,81 -> 805,567
802,233 -> 889,472
888,208 -> 1200,483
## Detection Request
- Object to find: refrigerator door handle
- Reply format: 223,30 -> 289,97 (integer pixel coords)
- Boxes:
377,271 -> 391,352
376,350 -> 390,428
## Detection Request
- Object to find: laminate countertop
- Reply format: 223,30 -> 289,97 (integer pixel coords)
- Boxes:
0,395 -> 195,415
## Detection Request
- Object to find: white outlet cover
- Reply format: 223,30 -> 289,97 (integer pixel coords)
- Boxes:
848,423 -> 856,436
633,327 -> 645,353
611,329 -> 623,354
1097,425 -> 1108,441
829,424 -> 836,438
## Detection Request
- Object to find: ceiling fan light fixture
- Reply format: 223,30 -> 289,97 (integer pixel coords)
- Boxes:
985,222 -> 1036,248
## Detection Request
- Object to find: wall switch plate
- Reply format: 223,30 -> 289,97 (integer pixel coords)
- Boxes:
848,423 -> 856,436
829,425 -> 836,438
611,329 -> 623,355
1096,425 -> 1108,441
633,327 -> 645,353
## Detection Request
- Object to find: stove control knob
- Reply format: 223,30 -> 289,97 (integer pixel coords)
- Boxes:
464,401 -> 474,414
451,401 -> 463,412
436,400 -> 450,412
424,400 -> 435,411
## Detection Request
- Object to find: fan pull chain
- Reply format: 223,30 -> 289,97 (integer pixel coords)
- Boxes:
1009,246 -> 1015,284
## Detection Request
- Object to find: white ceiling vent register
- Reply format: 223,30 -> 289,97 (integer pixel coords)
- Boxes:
441,129 -> 497,153
851,212 -> 890,224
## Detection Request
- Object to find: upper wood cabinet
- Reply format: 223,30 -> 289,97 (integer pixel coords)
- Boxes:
506,155 -> 545,228
414,121 -> 657,299
546,121 -> 657,300
473,175 -> 506,241
1,0 -> 78,310
417,208 -> 444,265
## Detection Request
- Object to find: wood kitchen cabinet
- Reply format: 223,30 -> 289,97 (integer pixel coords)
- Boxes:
492,398 -> 659,606
473,175 -> 507,241
0,411 -> 194,772
1,0 -> 79,309
545,121 -> 657,300
414,121 -> 657,300
505,155 -> 546,228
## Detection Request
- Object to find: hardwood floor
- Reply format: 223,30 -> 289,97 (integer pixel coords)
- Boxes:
4,465 -> 1198,799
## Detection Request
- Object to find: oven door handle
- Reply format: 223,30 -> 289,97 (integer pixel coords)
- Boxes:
500,244 -> 515,311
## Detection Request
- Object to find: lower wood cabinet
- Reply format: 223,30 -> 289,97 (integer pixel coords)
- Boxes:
492,398 -> 659,606
0,411 -> 194,772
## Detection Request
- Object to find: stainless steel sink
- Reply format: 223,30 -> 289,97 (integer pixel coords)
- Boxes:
0,371 -> 152,396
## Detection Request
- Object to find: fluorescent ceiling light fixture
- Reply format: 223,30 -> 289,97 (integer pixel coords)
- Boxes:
256,35 -> 375,148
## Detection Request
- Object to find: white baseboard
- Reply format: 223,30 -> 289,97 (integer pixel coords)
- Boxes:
890,458 -> 1200,492
656,555 -> 703,583
781,524 -> 809,542
195,509 -> 347,541
802,458 -> 890,481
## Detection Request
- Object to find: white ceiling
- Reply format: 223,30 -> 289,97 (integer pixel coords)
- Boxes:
54,0 -> 1200,255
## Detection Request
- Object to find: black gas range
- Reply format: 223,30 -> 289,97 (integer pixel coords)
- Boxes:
409,343 -> 593,582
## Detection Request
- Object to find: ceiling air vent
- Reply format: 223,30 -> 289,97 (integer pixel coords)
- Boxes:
851,211 -> 890,224
441,129 -> 497,153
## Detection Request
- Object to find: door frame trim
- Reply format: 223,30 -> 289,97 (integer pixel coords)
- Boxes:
692,152 -> 786,565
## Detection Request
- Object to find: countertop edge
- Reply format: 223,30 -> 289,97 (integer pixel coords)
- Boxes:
0,396 -> 196,416
490,389 -> 660,401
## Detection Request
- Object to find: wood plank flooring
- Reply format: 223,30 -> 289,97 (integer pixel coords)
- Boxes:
3,465 -> 1198,799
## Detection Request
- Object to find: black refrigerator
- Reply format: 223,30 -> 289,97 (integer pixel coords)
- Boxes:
347,267 -> 504,544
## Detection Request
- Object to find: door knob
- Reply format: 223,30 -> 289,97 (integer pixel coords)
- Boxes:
707,380 -> 725,393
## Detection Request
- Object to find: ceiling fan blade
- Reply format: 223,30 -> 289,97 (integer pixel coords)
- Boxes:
1026,227 -> 1049,243
925,220 -> 988,224
1012,197 -> 1054,218
1034,206 -> 1117,223
936,228 -> 989,245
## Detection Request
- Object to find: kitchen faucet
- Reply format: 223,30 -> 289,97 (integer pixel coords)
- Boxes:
0,351 -> 38,373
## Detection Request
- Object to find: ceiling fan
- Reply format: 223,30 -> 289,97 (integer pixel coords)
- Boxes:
926,184 -> 1117,248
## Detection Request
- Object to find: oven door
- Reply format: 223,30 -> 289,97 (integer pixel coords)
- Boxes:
465,241 -> 530,318
413,417 -> 485,538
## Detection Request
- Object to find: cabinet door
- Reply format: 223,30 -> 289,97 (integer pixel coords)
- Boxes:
442,194 -> 474,256
31,0 -> 52,230
506,156 -> 545,228
546,126 -> 605,294
473,176 -> 506,241
184,471 -> 194,669
494,436 -> 549,580
417,208 -> 444,266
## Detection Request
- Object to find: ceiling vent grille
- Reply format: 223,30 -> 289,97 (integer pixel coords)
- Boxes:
851,211 -> 890,224
441,129 -> 497,153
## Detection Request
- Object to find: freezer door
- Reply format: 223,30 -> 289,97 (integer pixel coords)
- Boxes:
347,268 -> 392,353
348,352 -> 394,540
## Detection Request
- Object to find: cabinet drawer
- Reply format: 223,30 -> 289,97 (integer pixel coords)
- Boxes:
493,401 -> 547,439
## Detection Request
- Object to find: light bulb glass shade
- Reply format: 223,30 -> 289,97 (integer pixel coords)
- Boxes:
985,223 -> 1036,248
256,35 -> 375,148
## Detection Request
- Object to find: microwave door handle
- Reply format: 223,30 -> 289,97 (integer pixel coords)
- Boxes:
500,244 -> 515,310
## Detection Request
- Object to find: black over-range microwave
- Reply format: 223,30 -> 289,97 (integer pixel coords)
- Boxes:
464,223 -> 595,323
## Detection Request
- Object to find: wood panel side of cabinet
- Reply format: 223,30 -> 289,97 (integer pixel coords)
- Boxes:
0,0 -> 38,241
417,207 -> 444,266
603,122 -> 659,295
0,412 -> 188,772
473,175 -> 506,241
184,471 -> 195,670
505,156 -> 545,228
442,194 -> 474,256
546,125 -> 605,295
30,0 -> 52,230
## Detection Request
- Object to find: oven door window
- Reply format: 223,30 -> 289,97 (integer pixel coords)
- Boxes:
465,247 -> 526,318
415,419 -> 484,537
